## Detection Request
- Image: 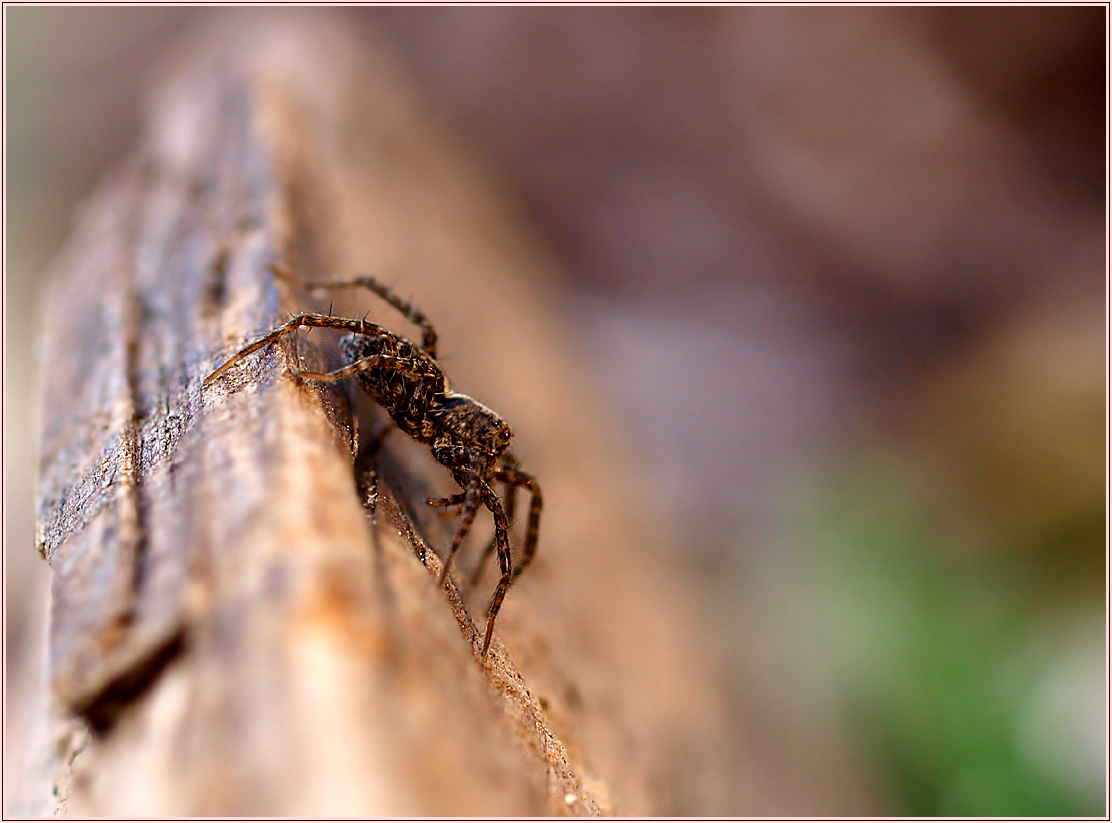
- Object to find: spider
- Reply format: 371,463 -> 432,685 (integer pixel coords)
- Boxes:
205,264 -> 542,656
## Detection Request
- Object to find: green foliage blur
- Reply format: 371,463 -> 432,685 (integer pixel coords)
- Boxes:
798,445 -> 1103,816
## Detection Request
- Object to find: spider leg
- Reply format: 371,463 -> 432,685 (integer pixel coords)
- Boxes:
205,316 -> 305,385
425,448 -> 485,586
502,464 -> 542,582
427,492 -> 467,520
270,263 -> 440,358
427,492 -> 468,508
438,467 -> 484,586
206,312 -> 394,385
480,485 -> 513,657
294,353 -> 438,384
470,461 -> 542,586
470,471 -> 518,586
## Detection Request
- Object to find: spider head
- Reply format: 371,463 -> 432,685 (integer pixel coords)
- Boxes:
483,414 -> 515,456
433,393 -> 514,461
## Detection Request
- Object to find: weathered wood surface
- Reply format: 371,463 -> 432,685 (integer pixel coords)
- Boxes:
36,14 -> 728,816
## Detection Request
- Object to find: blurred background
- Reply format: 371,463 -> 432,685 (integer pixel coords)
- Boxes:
6,6 -> 1106,815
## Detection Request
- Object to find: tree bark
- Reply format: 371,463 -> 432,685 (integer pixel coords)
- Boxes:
35,13 -> 728,816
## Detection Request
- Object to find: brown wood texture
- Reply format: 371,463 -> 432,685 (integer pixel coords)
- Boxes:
36,15 -> 729,816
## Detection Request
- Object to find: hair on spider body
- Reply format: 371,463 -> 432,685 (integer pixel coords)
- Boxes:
206,265 -> 542,657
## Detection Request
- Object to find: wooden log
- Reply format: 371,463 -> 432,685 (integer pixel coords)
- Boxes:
36,13 -> 728,816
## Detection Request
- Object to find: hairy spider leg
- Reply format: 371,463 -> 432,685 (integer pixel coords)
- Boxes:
427,492 -> 467,511
480,485 -> 514,656
503,465 -> 542,582
470,461 -> 542,585
470,467 -> 519,586
269,264 -> 439,358
293,353 -> 440,384
438,482 -> 480,586
426,442 -> 515,656
428,448 -> 486,585
205,313 -> 395,386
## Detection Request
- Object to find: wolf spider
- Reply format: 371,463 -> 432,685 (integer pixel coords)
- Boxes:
205,264 -> 542,656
